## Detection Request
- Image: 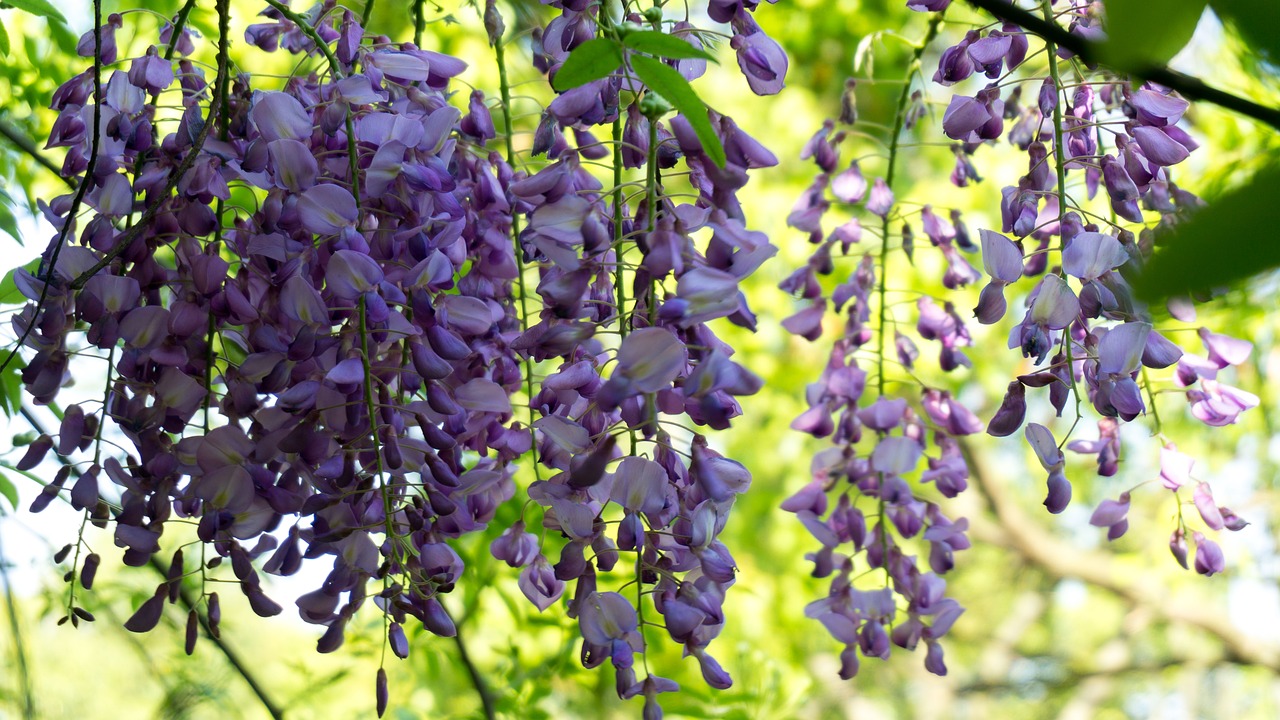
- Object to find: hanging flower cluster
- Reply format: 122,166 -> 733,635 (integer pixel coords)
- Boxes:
9,0 -> 787,715
782,0 -> 1257,680
780,13 -> 973,678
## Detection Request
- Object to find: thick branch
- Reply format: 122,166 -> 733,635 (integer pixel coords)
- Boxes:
957,655 -> 1220,694
965,0 -> 1280,131
960,439 -> 1280,670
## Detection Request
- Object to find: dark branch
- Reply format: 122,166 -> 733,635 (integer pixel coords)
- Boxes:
19,405 -> 286,720
965,0 -> 1280,131
443,603 -> 497,720
956,655 -> 1229,694
0,118 -> 71,185
161,568 -> 288,720
0,0 -> 107,377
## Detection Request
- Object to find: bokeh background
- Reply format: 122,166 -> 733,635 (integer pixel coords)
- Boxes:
0,1 -> 1279,718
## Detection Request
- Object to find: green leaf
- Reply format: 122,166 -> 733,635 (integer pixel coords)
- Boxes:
550,38 -> 623,92
0,20 -> 10,57
47,17 -> 76,55
0,199 -> 21,245
1,0 -> 67,23
0,260 -> 37,304
1212,0 -> 1280,65
629,55 -> 726,168
1134,164 -> 1280,301
0,349 -> 25,418
623,30 -> 718,63
1100,0 -> 1206,68
0,470 -> 16,512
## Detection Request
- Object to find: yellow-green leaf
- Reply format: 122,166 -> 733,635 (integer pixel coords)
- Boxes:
629,55 -> 726,168
623,31 -> 718,63
551,38 -> 623,92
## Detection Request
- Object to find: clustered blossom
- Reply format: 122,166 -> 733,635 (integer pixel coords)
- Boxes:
781,0 -> 1259,682
12,0 -> 786,716
906,0 -> 1254,579
519,0 -> 786,711
780,16 -> 977,676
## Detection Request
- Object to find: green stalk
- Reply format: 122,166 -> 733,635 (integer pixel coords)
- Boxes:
873,16 -> 942,585
1040,0 -> 1084,445
491,16 -> 542,482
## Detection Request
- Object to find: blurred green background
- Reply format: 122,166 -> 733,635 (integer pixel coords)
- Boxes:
0,0 -> 1278,718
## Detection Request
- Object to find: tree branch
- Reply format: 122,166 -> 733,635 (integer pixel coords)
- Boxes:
443,603 -> 497,720
965,0 -> 1280,131
959,439 -> 1280,670
956,654 -> 1222,694
18,405 -> 286,719
0,118 -> 71,185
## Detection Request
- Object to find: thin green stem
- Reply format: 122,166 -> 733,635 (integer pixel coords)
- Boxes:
412,0 -> 425,46
162,0 -> 199,61
1041,0 -> 1084,445
358,296 -> 395,554
1142,365 -> 1163,436
489,13 -> 542,483
644,117 -> 659,327
872,13 -> 942,591
876,15 -> 942,399
613,115 -> 628,338
262,0 -> 360,209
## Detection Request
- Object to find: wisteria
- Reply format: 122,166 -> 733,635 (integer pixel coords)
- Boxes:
0,0 -> 1267,714
6,0 -> 789,715
780,0 -> 1257,678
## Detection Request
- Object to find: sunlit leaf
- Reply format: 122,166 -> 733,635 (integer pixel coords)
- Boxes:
630,54 -> 726,168
623,30 -> 718,62
0,470 -> 16,511
0,20 -> 10,56
1,0 -> 67,23
0,350 -> 25,417
1135,164 -> 1280,300
47,18 -> 76,55
1212,0 -> 1280,65
0,260 -> 38,304
550,38 -> 623,91
1100,0 -> 1206,68
0,198 -> 20,245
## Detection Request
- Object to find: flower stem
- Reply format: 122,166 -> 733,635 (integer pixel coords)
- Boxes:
1041,0 -> 1085,445
489,11 -> 543,483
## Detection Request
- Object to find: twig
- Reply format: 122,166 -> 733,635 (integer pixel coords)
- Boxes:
0,118 -> 71,185
965,0 -> 1280,131
443,603 -> 496,720
0,0 -> 106,376
17,403 -> 286,719
160,564 -> 288,720
956,655 -> 1220,694
66,0 -> 233,292
959,438 -> 1280,670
